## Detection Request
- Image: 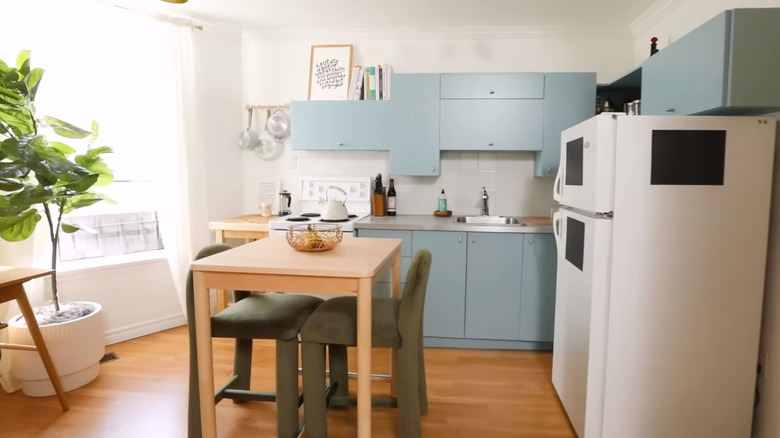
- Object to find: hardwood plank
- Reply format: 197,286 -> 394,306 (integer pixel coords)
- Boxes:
0,326 -> 576,437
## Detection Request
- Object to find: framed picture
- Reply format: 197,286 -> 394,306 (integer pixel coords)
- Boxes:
308,44 -> 353,100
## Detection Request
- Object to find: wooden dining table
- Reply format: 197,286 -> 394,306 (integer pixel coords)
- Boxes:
190,235 -> 403,438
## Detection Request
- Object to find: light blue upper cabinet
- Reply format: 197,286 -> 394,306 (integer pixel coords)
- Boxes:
642,8 -> 780,115
290,100 -> 391,150
387,74 -> 441,176
440,73 -> 545,151
535,73 -> 596,177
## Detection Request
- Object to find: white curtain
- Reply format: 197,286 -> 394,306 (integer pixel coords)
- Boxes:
157,19 -> 197,316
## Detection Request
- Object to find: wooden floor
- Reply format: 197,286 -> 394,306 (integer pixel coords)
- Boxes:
0,325 -> 576,438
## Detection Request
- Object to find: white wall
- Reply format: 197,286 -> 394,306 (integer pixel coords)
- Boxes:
635,2 -> 780,437
241,28 -> 635,217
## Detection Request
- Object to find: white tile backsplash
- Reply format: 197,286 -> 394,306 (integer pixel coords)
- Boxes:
273,150 -> 554,217
393,151 -> 554,217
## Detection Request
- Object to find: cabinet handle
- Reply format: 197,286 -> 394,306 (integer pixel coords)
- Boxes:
528,239 -> 533,245
665,108 -> 676,113
489,90 -> 495,95
471,237 -> 476,243
458,237 -> 462,243
431,166 -> 435,172
337,142 -> 345,146
546,167 -> 552,173
488,143 -> 494,147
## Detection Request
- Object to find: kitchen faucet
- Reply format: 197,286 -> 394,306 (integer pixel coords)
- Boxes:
480,187 -> 489,216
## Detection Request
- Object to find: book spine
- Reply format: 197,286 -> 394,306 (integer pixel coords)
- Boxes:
347,65 -> 360,100
367,66 -> 376,100
377,65 -> 384,100
353,66 -> 364,100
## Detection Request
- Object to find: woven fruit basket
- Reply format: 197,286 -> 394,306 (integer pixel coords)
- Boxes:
287,224 -> 343,252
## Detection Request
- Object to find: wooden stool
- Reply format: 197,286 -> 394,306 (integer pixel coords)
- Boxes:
0,267 -> 69,411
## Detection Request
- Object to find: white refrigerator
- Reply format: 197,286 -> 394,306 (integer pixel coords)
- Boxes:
551,114 -> 776,438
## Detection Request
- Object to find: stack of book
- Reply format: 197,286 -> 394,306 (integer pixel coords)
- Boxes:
348,64 -> 392,100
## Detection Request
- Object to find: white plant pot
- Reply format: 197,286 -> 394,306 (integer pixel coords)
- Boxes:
7,301 -> 105,397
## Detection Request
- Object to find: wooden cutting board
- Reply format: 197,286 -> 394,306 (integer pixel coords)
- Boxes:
521,216 -> 552,226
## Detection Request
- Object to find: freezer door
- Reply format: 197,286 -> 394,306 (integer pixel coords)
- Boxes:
553,114 -> 618,214
551,208 -> 613,438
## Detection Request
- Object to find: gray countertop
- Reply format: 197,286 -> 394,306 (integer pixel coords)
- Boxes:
355,214 -> 553,234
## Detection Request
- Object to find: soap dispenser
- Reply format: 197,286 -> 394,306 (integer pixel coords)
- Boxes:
438,189 -> 447,212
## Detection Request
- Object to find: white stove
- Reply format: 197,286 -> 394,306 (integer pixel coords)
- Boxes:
268,176 -> 372,235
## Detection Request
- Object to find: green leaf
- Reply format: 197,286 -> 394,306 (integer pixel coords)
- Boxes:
0,179 -> 25,191
48,141 -> 76,156
15,51 -> 30,76
62,192 -> 103,214
90,120 -> 99,144
65,173 -> 99,192
0,208 -> 41,242
61,223 -> 80,233
26,68 -> 44,102
0,162 -> 30,179
42,116 -> 91,139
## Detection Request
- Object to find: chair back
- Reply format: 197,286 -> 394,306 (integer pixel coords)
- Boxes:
187,243 -> 232,438
397,249 -> 433,343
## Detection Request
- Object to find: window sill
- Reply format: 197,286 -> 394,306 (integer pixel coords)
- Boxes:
57,250 -> 168,274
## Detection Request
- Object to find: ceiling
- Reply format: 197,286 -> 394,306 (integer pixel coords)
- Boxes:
123,0 -> 660,32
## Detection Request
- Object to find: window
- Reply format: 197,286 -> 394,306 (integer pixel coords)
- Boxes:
2,1 -> 180,263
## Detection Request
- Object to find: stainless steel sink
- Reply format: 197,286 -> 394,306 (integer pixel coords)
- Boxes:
454,216 -> 525,226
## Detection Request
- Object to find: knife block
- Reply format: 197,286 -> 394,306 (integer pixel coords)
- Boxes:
372,190 -> 386,216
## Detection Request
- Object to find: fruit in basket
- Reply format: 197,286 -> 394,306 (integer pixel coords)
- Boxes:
304,226 -> 324,250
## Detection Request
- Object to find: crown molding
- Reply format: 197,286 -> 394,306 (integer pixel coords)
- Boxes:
242,25 -> 630,42
630,0 -> 688,36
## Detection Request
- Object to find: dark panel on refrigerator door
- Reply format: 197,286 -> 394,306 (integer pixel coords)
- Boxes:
565,217 -> 585,271
565,137 -> 584,186
650,130 -> 726,185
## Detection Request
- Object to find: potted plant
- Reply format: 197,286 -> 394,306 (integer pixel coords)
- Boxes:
0,50 -> 114,396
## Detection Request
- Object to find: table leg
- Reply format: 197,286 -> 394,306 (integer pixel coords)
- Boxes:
11,285 -> 69,412
193,271 -> 217,438
357,277 -> 373,438
390,249 -> 401,397
214,231 -> 229,311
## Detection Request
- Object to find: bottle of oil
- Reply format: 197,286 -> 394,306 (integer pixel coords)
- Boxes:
387,179 -> 397,216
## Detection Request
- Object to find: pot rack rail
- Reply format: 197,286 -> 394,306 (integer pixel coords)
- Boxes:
246,104 -> 289,110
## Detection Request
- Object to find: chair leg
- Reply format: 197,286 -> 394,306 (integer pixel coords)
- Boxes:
396,344 -> 422,438
231,338 -> 253,403
187,342 -> 203,438
418,343 -> 428,414
302,342 -> 328,438
276,339 -> 300,438
328,344 -> 349,399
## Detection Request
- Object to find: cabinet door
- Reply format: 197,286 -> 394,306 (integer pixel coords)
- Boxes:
519,234 -> 557,342
440,73 -> 545,99
464,232 -> 524,341
641,11 -> 729,116
290,100 -> 391,150
440,99 -> 543,151
412,231 -> 467,339
356,229 -> 412,298
388,74 -> 441,176
535,73 -> 596,177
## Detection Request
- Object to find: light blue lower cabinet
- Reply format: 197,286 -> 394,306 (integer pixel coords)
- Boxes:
355,228 -> 556,350
519,234 -> 557,342
411,231 -> 468,339
464,232 -> 525,341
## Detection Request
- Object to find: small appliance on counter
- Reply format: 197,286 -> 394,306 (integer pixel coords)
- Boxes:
278,190 -> 292,216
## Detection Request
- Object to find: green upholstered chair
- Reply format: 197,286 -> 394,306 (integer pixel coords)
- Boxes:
300,249 -> 433,438
187,243 -> 324,438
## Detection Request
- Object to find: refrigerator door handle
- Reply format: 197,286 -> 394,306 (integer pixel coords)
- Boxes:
552,210 -> 563,249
